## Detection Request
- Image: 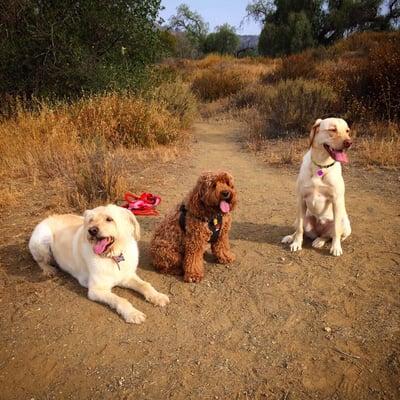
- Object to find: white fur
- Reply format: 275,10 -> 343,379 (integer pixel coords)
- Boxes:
29,204 -> 169,323
282,118 -> 352,256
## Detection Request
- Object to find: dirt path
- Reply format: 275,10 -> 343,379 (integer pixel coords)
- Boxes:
1,121 -> 399,399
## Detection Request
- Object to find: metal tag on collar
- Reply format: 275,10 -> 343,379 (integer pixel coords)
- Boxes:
112,253 -> 125,270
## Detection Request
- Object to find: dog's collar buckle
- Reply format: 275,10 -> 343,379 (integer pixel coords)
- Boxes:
112,253 -> 125,270
208,213 -> 222,243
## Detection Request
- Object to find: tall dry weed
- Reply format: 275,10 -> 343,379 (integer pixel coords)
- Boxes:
147,78 -> 197,128
0,88 -> 193,209
236,79 -> 338,138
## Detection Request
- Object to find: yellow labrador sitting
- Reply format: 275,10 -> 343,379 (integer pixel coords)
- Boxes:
29,204 -> 169,323
282,117 -> 352,256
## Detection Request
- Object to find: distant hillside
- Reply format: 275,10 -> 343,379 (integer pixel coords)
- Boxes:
238,35 -> 259,51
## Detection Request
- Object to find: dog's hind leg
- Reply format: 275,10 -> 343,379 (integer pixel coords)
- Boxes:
341,214 -> 352,241
150,240 -> 183,275
312,237 -> 328,249
29,220 -> 57,277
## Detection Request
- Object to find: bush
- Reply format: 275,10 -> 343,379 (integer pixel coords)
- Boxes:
71,94 -> 182,147
240,79 -> 338,138
264,51 -> 318,83
318,33 -> 400,122
0,1 -> 163,99
191,68 -> 251,101
233,84 -> 271,109
63,142 -> 130,209
148,79 -> 197,128
329,31 -> 400,58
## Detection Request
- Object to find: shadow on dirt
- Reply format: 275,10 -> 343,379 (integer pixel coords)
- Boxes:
0,242 -> 45,283
231,221 -> 292,245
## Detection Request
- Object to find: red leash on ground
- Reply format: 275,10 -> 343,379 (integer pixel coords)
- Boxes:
121,192 -> 161,216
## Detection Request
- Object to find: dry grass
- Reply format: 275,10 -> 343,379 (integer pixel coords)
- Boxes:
0,85 -> 195,209
0,185 -> 22,210
235,79 -> 338,138
70,93 -> 183,147
244,121 -> 400,168
179,33 -> 399,168
191,67 -> 253,101
353,122 -> 400,168
246,136 -> 306,166
198,98 -> 231,120
176,54 -> 277,102
147,78 -> 197,128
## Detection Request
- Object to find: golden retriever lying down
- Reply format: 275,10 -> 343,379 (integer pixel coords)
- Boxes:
282,117 -> 352,256
29,204 -> 169,323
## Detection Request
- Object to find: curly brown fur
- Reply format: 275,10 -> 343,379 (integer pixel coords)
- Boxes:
150,171 -> 237,283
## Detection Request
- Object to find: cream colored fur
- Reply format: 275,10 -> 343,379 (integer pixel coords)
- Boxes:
282,117 -> 352,256
29,204 -> 169,323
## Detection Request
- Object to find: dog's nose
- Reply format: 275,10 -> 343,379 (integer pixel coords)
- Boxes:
343,139 -> 352,149
88,227 -> 98,237
221,191 -> 230,199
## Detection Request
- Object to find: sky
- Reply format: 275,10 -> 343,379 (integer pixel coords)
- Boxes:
160,0 -> 262,35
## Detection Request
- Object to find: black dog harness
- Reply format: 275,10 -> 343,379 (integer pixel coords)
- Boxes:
179,204 -> 223,243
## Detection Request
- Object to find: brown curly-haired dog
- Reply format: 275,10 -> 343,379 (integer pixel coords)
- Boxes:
150,171 -> 237,283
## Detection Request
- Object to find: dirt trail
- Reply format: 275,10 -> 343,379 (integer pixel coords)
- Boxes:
1,121 -> 399,399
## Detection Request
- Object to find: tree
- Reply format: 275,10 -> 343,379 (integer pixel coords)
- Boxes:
169,3 -> 209,52
159,30 -> 178,56
0,0 -> 164,97
249,0 -> 400,56
243,0 -> 275,24
203,24 -> 240,54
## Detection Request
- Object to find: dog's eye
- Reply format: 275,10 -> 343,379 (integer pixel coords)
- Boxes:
106,217 -> 113,222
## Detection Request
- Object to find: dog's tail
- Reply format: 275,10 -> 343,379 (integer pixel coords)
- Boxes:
29,219 -> 57,277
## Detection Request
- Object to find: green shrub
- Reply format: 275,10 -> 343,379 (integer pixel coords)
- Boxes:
0,0 -> 163,98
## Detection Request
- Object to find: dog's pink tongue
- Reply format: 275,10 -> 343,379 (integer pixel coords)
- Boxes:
94,238 -> 109,255
332,150 -> 349,163
220,201 -> 230,213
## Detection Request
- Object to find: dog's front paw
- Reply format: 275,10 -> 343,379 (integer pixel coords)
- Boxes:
289,240 -> 302,252
330,241 -> 343,256
282,234 -> 294,244
124,309 -> 146,324
184,272 -> 203,283
216,251 -> 236,264
147,292 -> 170,307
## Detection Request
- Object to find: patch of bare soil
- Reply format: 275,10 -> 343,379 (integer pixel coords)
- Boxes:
1,121 -> 399,399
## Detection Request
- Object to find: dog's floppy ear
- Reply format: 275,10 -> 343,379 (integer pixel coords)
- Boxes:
122,207 -> 141,241
83,209 -> 94,220
187,172 -> 210,216
309,118 -> 322,147
225,172 -> 234,187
